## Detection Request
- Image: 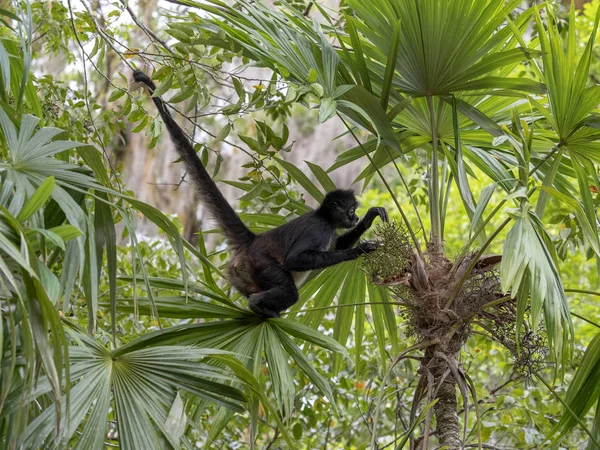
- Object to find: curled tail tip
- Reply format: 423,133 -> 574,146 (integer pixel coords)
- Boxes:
132,70 -> 155,90
132,69 -> 148,82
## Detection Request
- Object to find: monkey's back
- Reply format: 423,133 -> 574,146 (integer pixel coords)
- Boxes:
227,212 -> 335,297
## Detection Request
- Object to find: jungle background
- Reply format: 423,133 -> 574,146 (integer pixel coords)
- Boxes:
2,0 -> 600,448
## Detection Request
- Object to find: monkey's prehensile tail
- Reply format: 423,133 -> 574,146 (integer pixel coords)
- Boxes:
133,70 -> 254,248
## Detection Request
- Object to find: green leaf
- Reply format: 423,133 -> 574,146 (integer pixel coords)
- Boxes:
152,74 -> 173,97
108,89 -> 125,102
500,205 -> 573,368
306,161 -> 337,192
17,176 -> 55,222
548,332 -> 600,446
345,15 -> 372,93
273,157 -> 324,202
0,40 -> 11,99
274,326 -> 338,414
318,97 -> 337,123
274,318 -> 348,357
539,186 -> 600,257
380,19 -> 401,111
215,123 -> 231,142
469,183 -> 496,238
29,227 -> 66,251
451,76 -> 545,94
164,393 -> 187,445
94,194 -> 117,340
338,86 -> 400,152
0,7 -> 19,22
264,325 -> 294,414
169,86 -> 194,103
48,224 -> 83,243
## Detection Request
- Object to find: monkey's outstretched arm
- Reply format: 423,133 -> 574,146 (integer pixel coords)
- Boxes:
285,243 -> 376,271
335,207 -> 388,250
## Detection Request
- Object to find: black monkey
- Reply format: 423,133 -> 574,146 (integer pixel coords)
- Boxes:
132,70 -> 388,318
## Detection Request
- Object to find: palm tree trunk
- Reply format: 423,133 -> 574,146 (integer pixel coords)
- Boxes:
424,334 -> 465,449
434,375 -> 461,448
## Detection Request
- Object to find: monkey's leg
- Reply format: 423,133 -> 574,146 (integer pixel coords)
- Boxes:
248,267 -> 298,319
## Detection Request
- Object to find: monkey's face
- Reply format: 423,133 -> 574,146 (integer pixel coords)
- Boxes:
331,202 -> 359,229
321,189 -> 360,229
345,205 -> 360,228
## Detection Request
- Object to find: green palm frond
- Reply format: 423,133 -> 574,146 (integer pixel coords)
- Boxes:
530,4 -> 600,263
0,204 -> 70,435
346,0 -> 543,97
1,327 -> 246,450
111,285 -> 348,433
500,204 -> 573,371
534,4 -> 600,141
546,331 -> 600,447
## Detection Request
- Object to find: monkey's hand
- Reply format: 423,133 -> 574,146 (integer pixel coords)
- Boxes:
131,70 -> 156,91
364,207 -> 389,227
356,241 -> 379,255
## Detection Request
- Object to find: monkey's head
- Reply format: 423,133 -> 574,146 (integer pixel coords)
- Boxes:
319,189 -> 359,229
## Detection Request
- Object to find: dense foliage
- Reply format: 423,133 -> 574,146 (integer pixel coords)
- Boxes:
2,0 -> 600,448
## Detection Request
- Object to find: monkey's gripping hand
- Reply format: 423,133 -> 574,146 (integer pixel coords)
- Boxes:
356,241 -> 379,254
131,70 -> 157,91
364,207 -> 388,227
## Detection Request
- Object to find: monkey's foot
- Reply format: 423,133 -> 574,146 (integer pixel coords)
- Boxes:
248,301 -> 280,319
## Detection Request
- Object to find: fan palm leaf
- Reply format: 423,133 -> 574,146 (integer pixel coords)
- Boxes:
530,3 -> 600,261
345,0 -> 543,97
1,326 -> 247,450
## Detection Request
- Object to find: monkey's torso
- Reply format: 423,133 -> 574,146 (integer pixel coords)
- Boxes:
228,212 -> 335,295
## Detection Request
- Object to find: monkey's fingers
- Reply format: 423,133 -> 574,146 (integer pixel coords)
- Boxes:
380,208 -> 389,222
358,241 -> 379,254
373,207 -> 388,222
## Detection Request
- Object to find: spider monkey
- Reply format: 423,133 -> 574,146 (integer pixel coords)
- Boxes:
132,70 -> 388,318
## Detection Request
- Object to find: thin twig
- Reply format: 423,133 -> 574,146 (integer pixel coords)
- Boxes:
264,428 -> 280,450
121,2 -> 174,54
81,1 -> 133,70
67,0 -> 122,187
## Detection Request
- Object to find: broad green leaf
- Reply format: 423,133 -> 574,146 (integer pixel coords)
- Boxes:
151,73 -> 173,97
549,332 -> 600,446
273,156 -> 324,202
500,205 -> 573,368
16,176 -> 54,222
306,161 -> 337,192
318,97 -> 337,123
